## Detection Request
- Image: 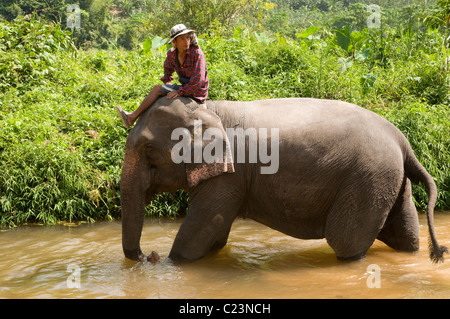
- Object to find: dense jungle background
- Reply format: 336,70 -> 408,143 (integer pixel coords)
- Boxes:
0,0 -> 449,227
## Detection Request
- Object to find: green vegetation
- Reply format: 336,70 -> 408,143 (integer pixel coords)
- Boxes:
0,0 -> 449,227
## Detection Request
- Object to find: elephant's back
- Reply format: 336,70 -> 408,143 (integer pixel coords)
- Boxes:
210,98 -> 395,139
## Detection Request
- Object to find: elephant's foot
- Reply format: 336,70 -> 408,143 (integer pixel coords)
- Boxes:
124,247 -> 145,261
168,249 -> 199,263
336,251 -> 367,262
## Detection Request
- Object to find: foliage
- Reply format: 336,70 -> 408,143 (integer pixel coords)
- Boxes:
0,2 -> 449,227
0,16 -> 74,91
0,0 -> 68,22
152,0 -> 275,35
379,102 -> 450,210
1,0 -> 275,50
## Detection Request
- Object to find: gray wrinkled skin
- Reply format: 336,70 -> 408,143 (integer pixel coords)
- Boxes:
120,97 -> 446,263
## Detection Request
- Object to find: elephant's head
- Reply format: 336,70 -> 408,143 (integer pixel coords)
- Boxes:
120,97 -> 234,260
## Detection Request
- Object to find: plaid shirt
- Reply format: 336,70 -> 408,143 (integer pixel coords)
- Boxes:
160,46 -> 209,103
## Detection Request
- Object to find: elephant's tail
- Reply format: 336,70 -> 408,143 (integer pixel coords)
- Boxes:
404,149 -> 447,263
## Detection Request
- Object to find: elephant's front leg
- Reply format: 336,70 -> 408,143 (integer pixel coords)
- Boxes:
169,179 -> 244,262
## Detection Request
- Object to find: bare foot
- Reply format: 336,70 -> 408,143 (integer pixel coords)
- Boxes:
115,105 -> 132,128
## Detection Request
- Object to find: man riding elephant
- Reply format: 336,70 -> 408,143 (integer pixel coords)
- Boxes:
116,24 -> 209,128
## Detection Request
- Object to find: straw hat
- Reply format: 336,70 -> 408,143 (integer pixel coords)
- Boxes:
169,24 -> 195,43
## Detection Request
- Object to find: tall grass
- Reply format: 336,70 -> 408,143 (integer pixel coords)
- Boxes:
0,17 -> 448,227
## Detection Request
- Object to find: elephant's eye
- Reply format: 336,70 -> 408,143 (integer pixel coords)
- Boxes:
146,143 -> 158,152
145,145 -> 153,156
147,146 -> 155,155
146,145 -> 162,163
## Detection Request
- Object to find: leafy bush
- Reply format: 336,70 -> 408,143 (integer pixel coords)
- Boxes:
377,102 -> 450,210
0,16 -> 74,91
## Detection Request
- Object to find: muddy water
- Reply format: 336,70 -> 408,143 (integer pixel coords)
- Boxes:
1,213 -> 449,299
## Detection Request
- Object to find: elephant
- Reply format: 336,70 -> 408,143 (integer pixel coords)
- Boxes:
120,97 -> 447,263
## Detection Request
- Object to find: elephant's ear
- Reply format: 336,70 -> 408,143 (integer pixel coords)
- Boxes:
185,107 -> 235,188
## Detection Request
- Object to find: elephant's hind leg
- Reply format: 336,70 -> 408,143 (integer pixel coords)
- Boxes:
324,182 -> 393,261
377,178 -> 420,252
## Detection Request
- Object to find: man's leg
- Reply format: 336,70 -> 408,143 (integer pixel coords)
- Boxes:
116,85 -> 162,128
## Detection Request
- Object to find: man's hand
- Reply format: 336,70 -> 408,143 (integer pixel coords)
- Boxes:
167,91 -> 180,99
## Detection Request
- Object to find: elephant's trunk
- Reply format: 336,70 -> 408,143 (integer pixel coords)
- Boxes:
121,145 -> 152,261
